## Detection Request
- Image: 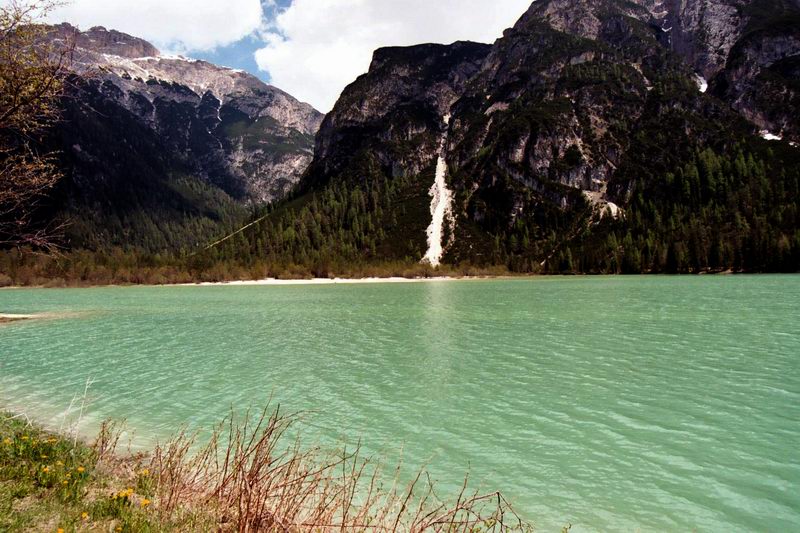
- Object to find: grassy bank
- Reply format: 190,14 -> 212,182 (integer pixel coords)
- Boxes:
1,409 -> 532,532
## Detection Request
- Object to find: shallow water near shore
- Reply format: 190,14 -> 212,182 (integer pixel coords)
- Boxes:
1,276 -> 798,531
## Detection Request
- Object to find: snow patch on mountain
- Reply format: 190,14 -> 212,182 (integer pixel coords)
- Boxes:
694,74 -> 708,93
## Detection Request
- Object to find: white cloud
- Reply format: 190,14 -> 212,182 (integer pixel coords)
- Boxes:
255,0 -> 532,112
46,0 -> 264,52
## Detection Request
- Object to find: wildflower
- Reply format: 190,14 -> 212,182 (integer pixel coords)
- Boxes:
140,498 -> 151,508
57,529 -> 64,533
48,437 -> 57,443
81,512 -> 89,521
2,438 -> 11,445
65,473 -> 71,479
40,454 -> 48,459
56,460 -> 63,466
76,466 -> 85,473
42,466 -> 50,473
21,435 -> 28,441
62,480 -> 68,486
116,527 -> 122,532
140,468 -> 150,476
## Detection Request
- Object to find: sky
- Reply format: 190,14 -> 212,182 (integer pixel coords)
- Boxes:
34,0 -> 532,111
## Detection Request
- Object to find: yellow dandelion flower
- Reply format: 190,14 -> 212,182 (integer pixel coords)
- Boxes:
62,480 -> 68,486
57,529 -> 64,533
65,473 -> 71,479
2,438 -> 11,445
21,435 -> 28,441
140,468 -> 150,476
76,466 -> 85,473
81,512 -> 89,520
42,466 -> 50,473
116,527 -> 122,532
140,498 -> 151,508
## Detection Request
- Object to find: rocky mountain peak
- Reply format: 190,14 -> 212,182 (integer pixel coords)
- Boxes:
310,41 -> 490,186
54,23 -> 160,59
47,24 -> 323,136
513,0 -> 652,40
506,0 -> 799,139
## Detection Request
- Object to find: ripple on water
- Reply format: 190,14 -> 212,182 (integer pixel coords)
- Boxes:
1,276 -> 799,531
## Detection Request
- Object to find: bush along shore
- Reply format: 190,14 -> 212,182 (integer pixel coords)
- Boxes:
0,408 -> 533,532
0,249 -> 518,288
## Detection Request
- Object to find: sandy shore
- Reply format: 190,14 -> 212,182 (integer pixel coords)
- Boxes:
0,275 -> 511,291
0,314 -> 37,323
180,276 -> 464,287
0,312 -> 87,323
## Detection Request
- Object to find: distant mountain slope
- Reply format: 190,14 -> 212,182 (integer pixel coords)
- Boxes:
226,0 -> 799,273
41,24 -> 323,251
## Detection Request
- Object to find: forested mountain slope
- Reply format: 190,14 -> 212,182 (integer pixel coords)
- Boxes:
218,0 -> 799,274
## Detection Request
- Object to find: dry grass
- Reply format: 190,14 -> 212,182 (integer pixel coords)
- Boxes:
141,405 -> 532,532
1,405 -> 532,532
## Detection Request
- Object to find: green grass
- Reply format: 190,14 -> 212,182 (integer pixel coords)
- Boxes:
0,415 -> 210,532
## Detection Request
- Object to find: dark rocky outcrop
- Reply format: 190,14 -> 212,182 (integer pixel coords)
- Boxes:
309,42 -> 491,187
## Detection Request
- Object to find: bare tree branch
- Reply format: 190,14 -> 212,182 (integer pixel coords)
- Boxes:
0,0 -> 73,249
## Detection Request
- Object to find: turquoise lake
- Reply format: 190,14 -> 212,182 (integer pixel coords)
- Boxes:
1,276 -> 798,531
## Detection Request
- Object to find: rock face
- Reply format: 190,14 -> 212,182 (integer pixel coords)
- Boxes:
658,0 -> 747,77
42,24 -> 323,250
648,0 -> 800,138
294,0 -> 799,269
310,42 -> 490,186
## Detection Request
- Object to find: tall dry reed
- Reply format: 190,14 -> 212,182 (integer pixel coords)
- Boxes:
139,405 -> 531,532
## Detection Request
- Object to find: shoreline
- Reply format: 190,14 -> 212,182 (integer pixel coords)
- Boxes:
0,313 -> 37,323
0,312 -> 87,323
0,274 -> 501,290
178,275 -> 470,287
0,269 -> 773,291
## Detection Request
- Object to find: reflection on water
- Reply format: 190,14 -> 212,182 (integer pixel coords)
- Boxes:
419,281 -> 458,397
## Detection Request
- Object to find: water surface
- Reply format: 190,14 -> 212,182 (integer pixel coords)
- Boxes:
1,276 -> 798,531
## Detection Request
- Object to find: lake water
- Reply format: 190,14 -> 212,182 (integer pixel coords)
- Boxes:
1,276 -> 798,531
